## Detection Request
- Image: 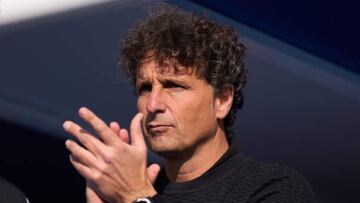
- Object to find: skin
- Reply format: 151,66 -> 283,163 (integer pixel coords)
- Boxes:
136,60 -> 232,182
63,59 -> 234,202
64,109 -> 158,203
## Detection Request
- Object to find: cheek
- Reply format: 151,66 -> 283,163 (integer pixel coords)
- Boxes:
137,96 -> 146,113
176,94 -> 216,131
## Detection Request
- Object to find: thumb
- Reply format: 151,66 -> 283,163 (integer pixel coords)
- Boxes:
147,163 -> 161,185
130,113 -> 146,148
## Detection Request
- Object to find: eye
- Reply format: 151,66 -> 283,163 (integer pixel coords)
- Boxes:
136,84 -> 152,95
164,81 -> 185,90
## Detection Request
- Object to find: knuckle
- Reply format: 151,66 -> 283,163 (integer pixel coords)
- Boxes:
79,137 -> 89,147
75,135 -> 87,146
87,113 -> 96,123
103,150 -> 116,164
97,125 -> 108,133
91,170 -> 102,182
117,145 -> 128,154
97,163 -> 106,172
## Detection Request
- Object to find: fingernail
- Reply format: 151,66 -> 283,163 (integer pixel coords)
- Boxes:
79,107 -> 87,117
65,140 -> 71,149
63,121 -> 70,129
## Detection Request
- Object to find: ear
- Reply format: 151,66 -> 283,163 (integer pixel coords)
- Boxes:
214,85 -> 234,119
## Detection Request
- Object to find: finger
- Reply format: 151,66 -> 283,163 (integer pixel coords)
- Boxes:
78,107 -> 119,146
109,121 -> 120,133
129,113 -> 146,148
69,154 -> 94,180
147,163 -> 161,185
65,139 -> 98,167
63,120 -> 105,156
119,129 -> 129,143
110,121 -> 129,143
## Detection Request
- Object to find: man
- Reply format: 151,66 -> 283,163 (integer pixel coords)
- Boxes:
63,4 -> 314,203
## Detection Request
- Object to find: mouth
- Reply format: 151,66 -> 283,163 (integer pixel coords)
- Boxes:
146,123 -> 172,133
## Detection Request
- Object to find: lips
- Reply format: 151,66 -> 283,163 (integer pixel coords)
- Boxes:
147,123 -> 172,133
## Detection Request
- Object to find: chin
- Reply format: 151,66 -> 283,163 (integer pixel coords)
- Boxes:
149,143 -> 172,153
147,142 -> 180,158
153,149 -> 183,159
150,143 -> 195,160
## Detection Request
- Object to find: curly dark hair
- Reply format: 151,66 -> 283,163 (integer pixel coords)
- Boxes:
119,4 -> 247,139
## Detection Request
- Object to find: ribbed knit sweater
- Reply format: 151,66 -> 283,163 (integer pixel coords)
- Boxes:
152,139 -> 315,203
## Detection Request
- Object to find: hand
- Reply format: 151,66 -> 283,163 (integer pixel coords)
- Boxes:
108,121 -> 161,184
85,122 -> 126,203
86,182 -> 106,203
85,121 -> 160,203
85,165 -> 160,203
63,107 -> 159,203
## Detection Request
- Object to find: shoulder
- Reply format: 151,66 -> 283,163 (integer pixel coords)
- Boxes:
236,159 -> 316,203
239,158 -> 309,183
0,176 -> 28,203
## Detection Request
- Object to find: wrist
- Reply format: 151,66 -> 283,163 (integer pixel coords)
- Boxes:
132,196 -> 154,203
124,187 -> 157,203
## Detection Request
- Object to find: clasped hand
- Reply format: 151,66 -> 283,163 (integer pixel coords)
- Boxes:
63,107 -> 159,203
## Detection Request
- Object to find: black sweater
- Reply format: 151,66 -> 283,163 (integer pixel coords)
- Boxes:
152,139 -> 315,203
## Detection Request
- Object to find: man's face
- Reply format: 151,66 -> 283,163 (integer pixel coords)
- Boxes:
136,60 -> 220,158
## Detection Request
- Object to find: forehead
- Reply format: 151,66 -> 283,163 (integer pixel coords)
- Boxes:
136,59 -> 197,82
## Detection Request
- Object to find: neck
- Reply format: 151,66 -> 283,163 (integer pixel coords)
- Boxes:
164,127 -> 229,182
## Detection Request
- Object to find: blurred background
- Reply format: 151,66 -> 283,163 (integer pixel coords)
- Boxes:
0,0 -> 359,202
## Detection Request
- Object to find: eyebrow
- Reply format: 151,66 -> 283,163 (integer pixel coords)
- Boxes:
159,77 -> 188,84
137,74 -> 188,83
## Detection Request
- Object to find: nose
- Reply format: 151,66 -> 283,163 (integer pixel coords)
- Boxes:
146,88 -> 166,114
